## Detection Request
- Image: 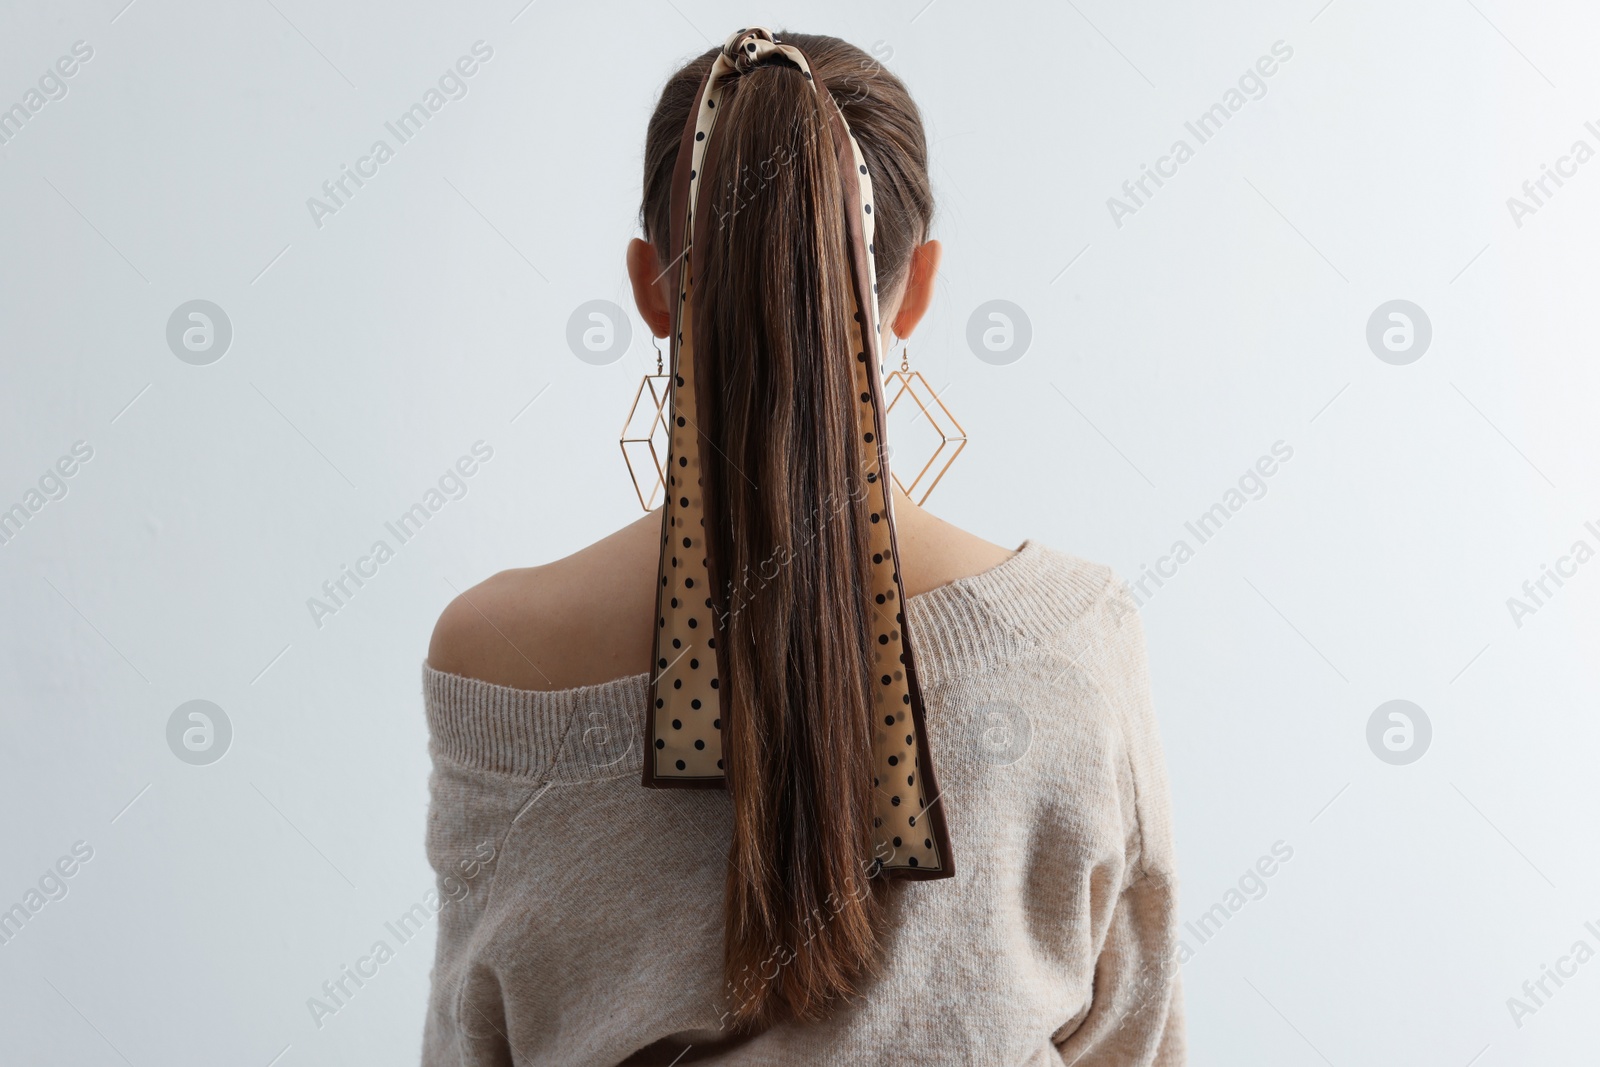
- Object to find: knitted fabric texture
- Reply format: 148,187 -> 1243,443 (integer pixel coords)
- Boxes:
420,541 -> 1185,1065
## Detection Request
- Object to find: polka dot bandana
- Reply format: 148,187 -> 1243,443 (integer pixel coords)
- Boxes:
642,28 -> 953,881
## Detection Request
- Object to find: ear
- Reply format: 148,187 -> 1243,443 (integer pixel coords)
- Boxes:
627,238 -> 673,338
890,240 -> 942,340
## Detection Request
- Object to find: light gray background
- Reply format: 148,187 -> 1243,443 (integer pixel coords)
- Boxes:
3,0 -> 1597,1063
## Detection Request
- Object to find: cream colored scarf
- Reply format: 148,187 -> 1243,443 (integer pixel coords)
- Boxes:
643,27 -> 953,880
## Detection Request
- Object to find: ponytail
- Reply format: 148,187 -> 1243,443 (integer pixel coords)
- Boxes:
696,58 -> 884,1025
640,32 -> 939,1028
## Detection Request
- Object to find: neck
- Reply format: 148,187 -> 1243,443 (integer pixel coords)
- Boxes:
890,481 -> 922,520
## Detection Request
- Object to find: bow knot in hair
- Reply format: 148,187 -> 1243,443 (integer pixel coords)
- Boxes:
725,26 -> 784,74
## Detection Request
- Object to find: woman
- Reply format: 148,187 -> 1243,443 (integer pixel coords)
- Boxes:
422,28 -> 1182,1066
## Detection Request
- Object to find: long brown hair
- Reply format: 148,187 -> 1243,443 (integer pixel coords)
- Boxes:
640,35 -> 934,1027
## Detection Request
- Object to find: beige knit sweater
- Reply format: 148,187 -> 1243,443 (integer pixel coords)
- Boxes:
420,541 -> 1184,1065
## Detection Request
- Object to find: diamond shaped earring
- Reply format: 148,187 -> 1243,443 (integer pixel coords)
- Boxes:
619,338 -> 672,511
882,343 -> 967,504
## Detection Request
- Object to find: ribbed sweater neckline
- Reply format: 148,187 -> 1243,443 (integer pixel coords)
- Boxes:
423,539 -> 1115,779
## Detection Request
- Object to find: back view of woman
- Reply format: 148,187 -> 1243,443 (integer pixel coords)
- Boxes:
422,28 -> 1183,1066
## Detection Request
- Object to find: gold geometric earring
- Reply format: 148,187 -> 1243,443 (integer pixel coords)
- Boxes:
619,336 -> 672,511
882,341 -> 967,504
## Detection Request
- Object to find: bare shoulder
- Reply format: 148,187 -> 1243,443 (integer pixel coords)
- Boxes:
892,502 -> 1018,599
427,512 -> 661,691
426,500 -> 1016,691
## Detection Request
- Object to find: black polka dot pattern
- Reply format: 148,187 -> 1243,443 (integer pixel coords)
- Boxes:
644,25 -> 948,879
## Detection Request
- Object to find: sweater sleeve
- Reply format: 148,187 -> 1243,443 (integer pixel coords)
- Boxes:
1054,578 -> 1185,1064
1053,871 -> 1185,1065
420,750 -> 525,1066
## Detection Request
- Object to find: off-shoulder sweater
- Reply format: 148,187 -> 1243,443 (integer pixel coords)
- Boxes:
419,541 -> 1185,1066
